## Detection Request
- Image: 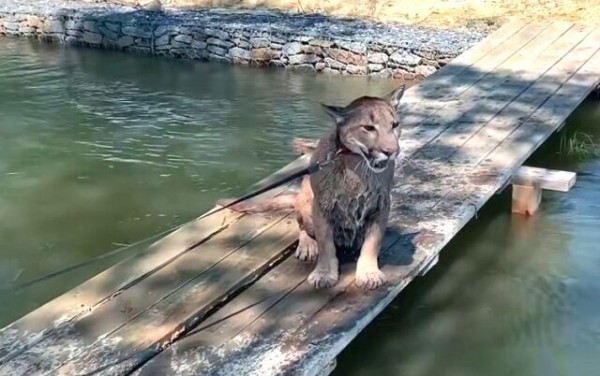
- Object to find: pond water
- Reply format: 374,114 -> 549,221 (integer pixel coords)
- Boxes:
1,37 -> 599,376
0,38 -> 399,326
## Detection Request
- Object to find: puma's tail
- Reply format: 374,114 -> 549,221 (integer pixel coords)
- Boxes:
216,193 -> 296,214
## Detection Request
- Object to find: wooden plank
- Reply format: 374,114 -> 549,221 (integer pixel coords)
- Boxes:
0,212 -> 292,374
401,20 -> 551,126
419,21 -> 573,126
511,166 -> 576,192
48,215 -> 298,375
0,157 -> 301,365
138,25 -> 600,376
400,19 -> 530,104
450,25 -> 599,167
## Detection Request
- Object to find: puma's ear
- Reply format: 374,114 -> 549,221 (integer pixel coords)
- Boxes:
387,84 -> 406,111
321,104 -> 349,126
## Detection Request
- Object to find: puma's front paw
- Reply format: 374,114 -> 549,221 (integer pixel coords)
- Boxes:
355,268 -> 387,290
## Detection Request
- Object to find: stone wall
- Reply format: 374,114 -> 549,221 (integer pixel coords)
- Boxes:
0,1 -> 486,79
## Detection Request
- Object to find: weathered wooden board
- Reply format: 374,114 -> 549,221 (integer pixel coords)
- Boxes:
132,21 -> 600,376
0,158 -> 303,370
511,166 -> 576,192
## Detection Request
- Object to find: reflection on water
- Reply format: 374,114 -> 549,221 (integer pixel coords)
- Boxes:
335,101 -> 600,376
0,38 -> 398,326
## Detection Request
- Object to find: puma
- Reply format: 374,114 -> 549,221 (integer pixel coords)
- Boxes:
217,85 -> 405,289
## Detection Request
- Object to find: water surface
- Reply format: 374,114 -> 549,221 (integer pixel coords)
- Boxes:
0,38 -> 398,326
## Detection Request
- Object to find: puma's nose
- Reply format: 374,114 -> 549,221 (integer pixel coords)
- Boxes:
381,146 -> 398,157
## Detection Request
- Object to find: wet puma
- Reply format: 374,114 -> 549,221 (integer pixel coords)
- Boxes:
217,85 -> 405,289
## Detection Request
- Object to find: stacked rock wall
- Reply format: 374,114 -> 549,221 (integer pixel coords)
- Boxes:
0,1 -> 486,79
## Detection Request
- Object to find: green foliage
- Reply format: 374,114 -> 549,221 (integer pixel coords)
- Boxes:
558,130 -> 599,159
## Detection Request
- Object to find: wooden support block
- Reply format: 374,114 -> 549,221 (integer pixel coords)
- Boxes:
419,255 -> 439,276
511,166 -> 576,192
512,184 -> 542,215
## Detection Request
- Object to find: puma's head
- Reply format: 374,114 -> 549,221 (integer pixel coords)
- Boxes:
322,85 -> 405,173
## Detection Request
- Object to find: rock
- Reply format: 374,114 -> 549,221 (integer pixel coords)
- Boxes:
324,57 -> 345,70
368,63 -> 384,72
208,53 -> 231,63
415,64 -> 437,77
193,32 -> 207,41
315,62 -> 326,71
301,45 -> 322,55
191,40 -> 207,50
65,36 -> 81,45
309,39 -> 333,48
270,35 -> 287,44
43,20 -> 63,34
98,26 -> 119,41
323,67 -> 341,75
229,47 -> 251,61
251,48 -> 280,61
270,43 -> 282,50
372,68 -> 392,78
3,22 -> 18,31
367,52 -> 388,64
67,29 -> 83,38
154,25 -> 170,37
269,60 -> 286,68
282,42 -> 302,56
291,64 -> 316,72
346,64 -> 366,74
338,41 -> 366,54
205,28 -> 229,40
288,54 -> 318,65
117,36 -> 134,48
25,16 -> 43,29
250,37 -> 270,48
326,48 -> 366,66
18,26 -> 35,34
64,20 -> 81,30
83,31 -> 102,45
207,45 -> 227,56
122,26 -> 152,39
83,20 -> 98,33
207,37 -> 234,48
104,22 -> 120,33
390,50 -> 421,66
155,34 -> 170,46
173,34 -> 192,44
233,38 -> 251,49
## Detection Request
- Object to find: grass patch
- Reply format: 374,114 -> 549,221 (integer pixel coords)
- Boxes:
558,130 -> 599,159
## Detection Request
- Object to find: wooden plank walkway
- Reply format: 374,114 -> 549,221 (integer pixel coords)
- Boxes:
1,19 -> 599,376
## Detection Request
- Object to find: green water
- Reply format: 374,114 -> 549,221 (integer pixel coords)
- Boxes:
1,37 -> 600,376
0,38 -> 398,326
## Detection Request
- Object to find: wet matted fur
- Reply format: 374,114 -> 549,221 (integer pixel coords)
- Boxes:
217,85 -> 405,289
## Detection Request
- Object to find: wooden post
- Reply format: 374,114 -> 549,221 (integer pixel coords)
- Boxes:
511,184 -> 542,215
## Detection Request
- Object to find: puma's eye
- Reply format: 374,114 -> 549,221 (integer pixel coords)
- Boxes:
392,121 -> 400,129
362,125 -> 376,132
